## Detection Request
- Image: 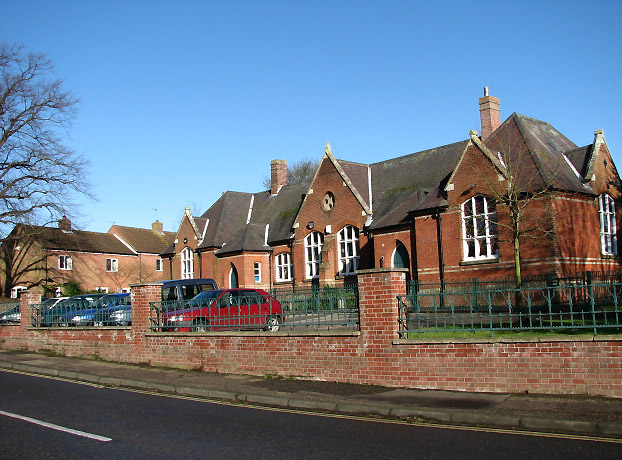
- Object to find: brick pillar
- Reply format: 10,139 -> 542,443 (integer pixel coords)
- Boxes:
319,233 -> 337,286
357,268 -> 408,337
130,283 -> 161,335
20,289 -> 42,329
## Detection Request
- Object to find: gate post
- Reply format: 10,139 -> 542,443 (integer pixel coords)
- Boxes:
130,283 -> 161,335
20,289 -> 42,329
356,268 -> 408,338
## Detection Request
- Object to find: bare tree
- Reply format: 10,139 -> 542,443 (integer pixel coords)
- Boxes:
0,42 -> 91,295
262,157 -> 320,189
470,131 -> 560,289
0,42 -> 91,234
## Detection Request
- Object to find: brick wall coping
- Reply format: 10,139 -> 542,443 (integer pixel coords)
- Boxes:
394,335 -> 622,345
145,331 -> 361,338
28,327 -> 131,331
130,282 -> 163,288
356,268 -> 410,274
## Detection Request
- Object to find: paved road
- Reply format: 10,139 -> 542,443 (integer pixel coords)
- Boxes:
0,370 -> 620,460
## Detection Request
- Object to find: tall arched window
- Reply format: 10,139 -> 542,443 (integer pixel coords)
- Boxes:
599,193 -> 618,255
181,247 -> 194,279
338,226 -> 359,275
304,231 -> 324,279
462,195 -> 498,261
275,252 -> 292,282
229,264 -> 239,288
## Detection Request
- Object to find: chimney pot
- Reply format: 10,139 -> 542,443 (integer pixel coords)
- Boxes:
270,159 -> 288,195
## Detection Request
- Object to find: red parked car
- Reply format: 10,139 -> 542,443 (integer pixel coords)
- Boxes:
162,288 -> 283,332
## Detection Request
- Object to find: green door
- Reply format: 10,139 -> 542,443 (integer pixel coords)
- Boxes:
229,265 -> 239,289
393,243 -> 410,269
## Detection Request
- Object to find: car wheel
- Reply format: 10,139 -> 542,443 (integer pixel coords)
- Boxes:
265,315 -> 281,332
193,318 -> 210,332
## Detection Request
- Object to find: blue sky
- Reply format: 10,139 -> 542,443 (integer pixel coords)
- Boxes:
2,1 -> 621,233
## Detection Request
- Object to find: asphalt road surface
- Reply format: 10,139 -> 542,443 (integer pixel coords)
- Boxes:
0,370 -> 620,460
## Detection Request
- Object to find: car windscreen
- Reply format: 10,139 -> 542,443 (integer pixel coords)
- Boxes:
191,290 -> 223,301
181,283 -> 215,300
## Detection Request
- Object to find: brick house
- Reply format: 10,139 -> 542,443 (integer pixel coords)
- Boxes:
162,91 -> 621,289
1,218 -> 174,297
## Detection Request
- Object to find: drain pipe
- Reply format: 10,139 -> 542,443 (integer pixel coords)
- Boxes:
436,210 -> 446,306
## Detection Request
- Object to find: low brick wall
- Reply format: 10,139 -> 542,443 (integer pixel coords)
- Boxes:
1,270 -> 621,398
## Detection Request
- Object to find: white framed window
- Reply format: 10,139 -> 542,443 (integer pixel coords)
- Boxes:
338,226 -> 360,275
59,255 -> 72,270
181,247 -> 194,279
599,194 -> 618,255
304,231 -> 324,278
96,287 -> 109,293
462,195 -> 498,261
275,253 -> 292,282
121,288 -> 131,293
156,259 -> 163,272
254,262 -> 261,282
106,258 -> 118,272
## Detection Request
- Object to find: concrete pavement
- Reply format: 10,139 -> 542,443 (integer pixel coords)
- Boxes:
1,348 -> 621,438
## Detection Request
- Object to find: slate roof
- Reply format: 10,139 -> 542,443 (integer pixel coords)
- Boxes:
175,112 -> 598,253
368,140 -> 468,229
109,225 -> 175,254
216,223 -> 270,255
485,114 -> 593,195
17,225 -> 136,255
565,145 -> 593,178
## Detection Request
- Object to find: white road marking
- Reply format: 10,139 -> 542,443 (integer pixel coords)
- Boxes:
0,409 -> 112,442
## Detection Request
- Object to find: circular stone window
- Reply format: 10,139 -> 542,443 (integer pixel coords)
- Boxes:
323,192 -> 335,211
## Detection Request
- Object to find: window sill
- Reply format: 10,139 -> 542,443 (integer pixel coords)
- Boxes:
601,254 -> 620,260
459,257 -> 499,266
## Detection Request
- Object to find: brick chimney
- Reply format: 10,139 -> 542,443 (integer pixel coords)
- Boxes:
270,159 -> 288,195
58,216 -> 71,231
152,220 -> 163,234
479,87 -> 501,140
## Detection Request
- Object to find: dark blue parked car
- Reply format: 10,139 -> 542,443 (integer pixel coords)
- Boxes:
41,294 -> 105,327
93,293 -> 132,326
58,293 -> 130,327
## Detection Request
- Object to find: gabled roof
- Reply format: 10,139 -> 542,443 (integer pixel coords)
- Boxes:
250,182 -> 308,244
369,140 -> 468,229
198,192 -> 254,249
484,113 -> 593,194
565,145 -> 592,177
178,110 -> 603,252
16,225 -> 136,255
216,223 -> 271,255
109,225 -> 175,254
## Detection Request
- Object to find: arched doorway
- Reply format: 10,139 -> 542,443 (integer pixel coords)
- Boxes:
392,242 -> 410,269
229,265 -> 239,289
392,241 -> 411,289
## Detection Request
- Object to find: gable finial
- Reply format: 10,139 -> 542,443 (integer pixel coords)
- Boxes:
325,142 -> 332,156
